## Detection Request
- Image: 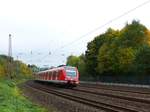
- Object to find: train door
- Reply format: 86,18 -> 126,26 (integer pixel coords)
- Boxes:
46,72 -> 48,80
48,71 -> 51,80
53,71 -> 56,80
56,70 -> 58,80
51,71 -> 53,80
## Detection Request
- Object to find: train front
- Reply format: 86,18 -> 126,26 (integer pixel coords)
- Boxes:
64,66 -> 79,86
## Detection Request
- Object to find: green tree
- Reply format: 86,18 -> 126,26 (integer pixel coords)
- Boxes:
120,20 -> 150,47
78,54 -> 86,76
0,64 -> 5,77
85,28 -> 119,76
117,47 -> 135,73
66,55 -> 80,67
0,55 -> 32,79
66,54 -> 87,76
134,45 -> 150,75
68,20 -> 150,82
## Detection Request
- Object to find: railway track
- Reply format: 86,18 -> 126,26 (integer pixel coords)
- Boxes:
73,86 -> 150,104
79,83 -> 150,94
25,81 -> 150,112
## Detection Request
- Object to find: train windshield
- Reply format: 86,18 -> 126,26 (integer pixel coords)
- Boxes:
65,66 -> 77,77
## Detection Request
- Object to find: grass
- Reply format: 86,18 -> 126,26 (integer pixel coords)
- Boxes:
0,78 -> 48,112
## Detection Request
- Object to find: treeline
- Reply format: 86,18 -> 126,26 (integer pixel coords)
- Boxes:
0,55 -> 32,79
66,20 -> 150,84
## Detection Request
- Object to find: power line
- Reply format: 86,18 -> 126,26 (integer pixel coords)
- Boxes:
54,0 -> 150,51
38,0 -> 150,62
17,0 -> 150,65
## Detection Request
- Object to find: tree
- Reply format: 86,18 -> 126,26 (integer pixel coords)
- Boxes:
0,55 -> 32,79
134,45 -> 150,75
0,64 -> 5,77
85,32 -> 106,75
67,20 -> 150,81
66,54 -> 87,76
116,47 -> 135,74
85,28 -> 119,76
97,43 -> 112,74
66,55 -> 80,67
120,20 -> 150,47
78,54 -> 86,76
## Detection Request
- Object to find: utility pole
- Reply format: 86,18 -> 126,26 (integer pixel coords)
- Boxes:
8,34 -> 12,57
8,34 -> 13,79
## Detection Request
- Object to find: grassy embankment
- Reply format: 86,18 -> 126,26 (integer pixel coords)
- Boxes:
0,78 -> 47,112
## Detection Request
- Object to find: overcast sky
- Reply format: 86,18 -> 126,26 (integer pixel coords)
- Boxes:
0,0 -> 150,67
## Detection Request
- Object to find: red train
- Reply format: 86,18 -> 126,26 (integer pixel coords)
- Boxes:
34,66 -> 79,87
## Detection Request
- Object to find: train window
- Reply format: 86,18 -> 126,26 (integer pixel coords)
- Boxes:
64,66 -> 76,71
66,70 -> 76,77
65,66 -> 77,77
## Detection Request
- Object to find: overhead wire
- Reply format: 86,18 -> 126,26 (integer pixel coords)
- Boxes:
55,0 -> 150,51
18,0 -> 150,65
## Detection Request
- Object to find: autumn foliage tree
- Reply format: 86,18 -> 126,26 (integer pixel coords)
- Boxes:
66,54 -> 87,76
134,45 -> 150,75
0,55 -> 32,79
66,20 -> 150,83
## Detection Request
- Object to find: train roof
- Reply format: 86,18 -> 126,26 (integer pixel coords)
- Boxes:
36,66 -> 76,74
